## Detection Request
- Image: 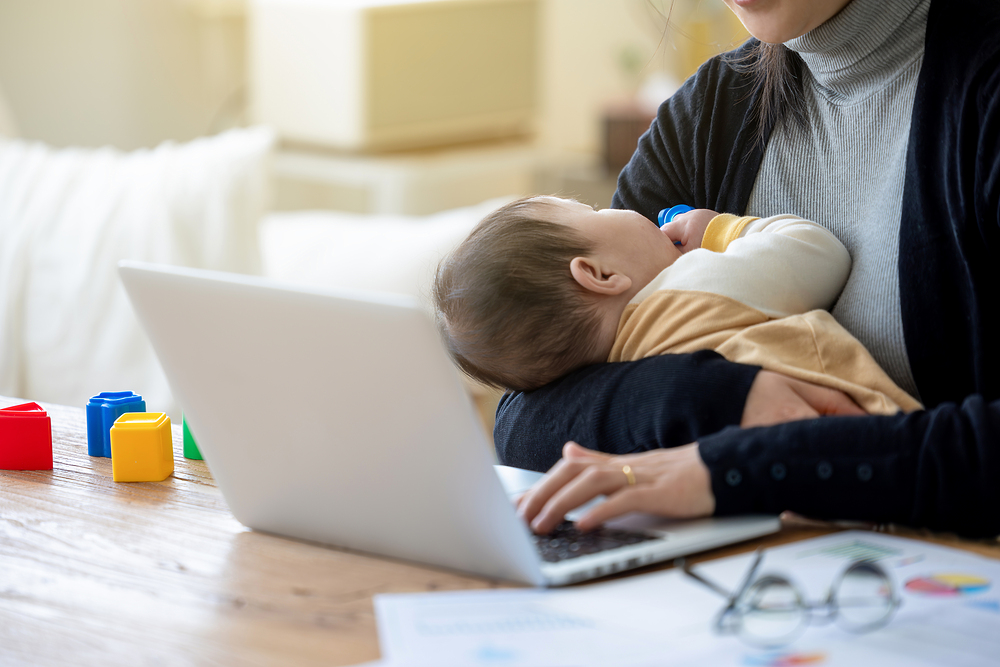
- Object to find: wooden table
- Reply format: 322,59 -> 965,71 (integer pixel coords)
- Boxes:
2,398 -> 998,666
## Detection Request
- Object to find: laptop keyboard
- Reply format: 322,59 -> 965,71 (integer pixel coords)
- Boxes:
533,521 -> 658,563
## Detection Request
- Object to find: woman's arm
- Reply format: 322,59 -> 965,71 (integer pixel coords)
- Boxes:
517,397 -> 1000,540
494,351 -> 756,472
700,396 -> 1000,538
494,353 -> 866,472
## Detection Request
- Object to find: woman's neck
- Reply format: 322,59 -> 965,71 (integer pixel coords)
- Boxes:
785,0 -> 928,102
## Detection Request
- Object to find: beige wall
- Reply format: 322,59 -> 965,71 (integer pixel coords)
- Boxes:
0,0 -> 245,150
539,0 -> 667,156
0,0 -> 743,155
539,0 -> 748,156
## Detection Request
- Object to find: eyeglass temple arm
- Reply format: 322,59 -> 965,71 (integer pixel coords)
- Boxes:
680,563 -> 730,597
677,548 -> 766,603
731,548 -> 765,602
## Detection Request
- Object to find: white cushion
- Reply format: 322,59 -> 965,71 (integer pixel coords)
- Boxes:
260,196 -> 513,309
0,127 -> 275,416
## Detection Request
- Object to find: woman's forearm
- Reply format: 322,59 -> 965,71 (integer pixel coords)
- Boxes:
493,351 -> 759,472
699,397 -> 1000,538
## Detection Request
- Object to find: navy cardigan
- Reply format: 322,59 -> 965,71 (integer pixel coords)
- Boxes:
494,0 -> 1000,538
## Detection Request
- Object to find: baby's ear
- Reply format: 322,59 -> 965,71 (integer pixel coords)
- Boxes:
569,257 -> 632,296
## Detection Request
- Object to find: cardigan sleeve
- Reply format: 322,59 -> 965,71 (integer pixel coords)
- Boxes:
493,351 -> 759,472
698,396 -> 1000,538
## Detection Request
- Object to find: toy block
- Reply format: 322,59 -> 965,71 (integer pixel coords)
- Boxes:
182,414 -> 203,460
0,402 -> 53,470
86,391 -> 145,457
109,412 -> 174,482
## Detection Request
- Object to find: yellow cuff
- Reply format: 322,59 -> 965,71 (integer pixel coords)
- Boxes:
701,214 -> 759,252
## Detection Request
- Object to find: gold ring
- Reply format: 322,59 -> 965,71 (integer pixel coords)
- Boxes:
622,464 -> 636,487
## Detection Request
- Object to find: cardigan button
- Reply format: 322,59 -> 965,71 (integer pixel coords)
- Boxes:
771,463 -> 786,480
726,469 -> 742,486
857,463 -> 873,481
817,461 -> 833,480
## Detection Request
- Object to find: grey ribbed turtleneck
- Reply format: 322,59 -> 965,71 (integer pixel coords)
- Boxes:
745,0 -> 929,400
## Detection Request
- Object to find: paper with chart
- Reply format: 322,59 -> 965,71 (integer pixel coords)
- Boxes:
374,587 -> 715,666
374,531 -> 1000,666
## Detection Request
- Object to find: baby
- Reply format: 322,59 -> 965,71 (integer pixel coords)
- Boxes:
433,195 -> 921,415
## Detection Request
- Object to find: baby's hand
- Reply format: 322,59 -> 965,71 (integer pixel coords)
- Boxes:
661,209 -> 718,254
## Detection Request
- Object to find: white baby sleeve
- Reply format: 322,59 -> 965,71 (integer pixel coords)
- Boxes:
661,214 -> 852,318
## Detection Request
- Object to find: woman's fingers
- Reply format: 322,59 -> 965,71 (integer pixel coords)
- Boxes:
523,442 -> 716,534
741,370 -> 817,427
791,378 -> 867,417
529,463 -> 631,534
575,486 -> 651,532
562,440 -> 609,462
578,443 -> 714,530
516,442 -> 601,523
741,370 -> 864,428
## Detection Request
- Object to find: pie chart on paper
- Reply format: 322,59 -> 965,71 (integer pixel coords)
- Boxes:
904,573 -> 991,596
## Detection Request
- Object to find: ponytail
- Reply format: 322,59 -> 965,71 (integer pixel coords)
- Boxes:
729,40 -> 810,148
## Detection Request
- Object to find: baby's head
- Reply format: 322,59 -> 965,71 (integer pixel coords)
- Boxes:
433,195 -> 681,391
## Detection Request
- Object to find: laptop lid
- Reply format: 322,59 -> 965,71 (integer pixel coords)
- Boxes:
120,261 -> 779,587
119,261 -> 546,586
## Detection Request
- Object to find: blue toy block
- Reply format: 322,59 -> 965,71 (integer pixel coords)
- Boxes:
85,391 -> 146,457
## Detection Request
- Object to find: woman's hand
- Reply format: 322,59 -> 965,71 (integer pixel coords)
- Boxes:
517,442 -> 715,534
661,208 -> 718,253
741,370 -> 866,428
516,372 -> 865,534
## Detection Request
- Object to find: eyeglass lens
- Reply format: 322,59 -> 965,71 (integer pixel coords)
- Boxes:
833,562 -> 897,632
739,575 -> 807,647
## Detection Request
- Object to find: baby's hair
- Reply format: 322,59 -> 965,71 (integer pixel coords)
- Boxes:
433,196 -> 606,391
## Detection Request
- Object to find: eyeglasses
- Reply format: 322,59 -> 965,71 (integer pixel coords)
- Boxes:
678,549 -> 901,648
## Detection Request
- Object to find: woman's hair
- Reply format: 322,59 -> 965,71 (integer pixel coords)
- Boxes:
654,0 -> 809,146
433,196 -> 606,392
729,41 -> 810,148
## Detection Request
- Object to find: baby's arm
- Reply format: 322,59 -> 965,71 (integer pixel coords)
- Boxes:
662,213 -> 851,318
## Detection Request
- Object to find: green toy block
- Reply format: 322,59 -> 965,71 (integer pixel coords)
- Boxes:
182,414 -> 203,460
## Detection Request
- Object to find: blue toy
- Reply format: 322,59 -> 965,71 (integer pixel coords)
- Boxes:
657,204 -> 694,227
86,391 -> 146,457
657,205 -> 694,245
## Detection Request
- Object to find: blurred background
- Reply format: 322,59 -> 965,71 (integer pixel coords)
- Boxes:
0,0 -> 747,433
0,0 -> 747,209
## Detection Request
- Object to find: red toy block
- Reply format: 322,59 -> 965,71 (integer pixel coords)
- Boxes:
0,402 -> 53,470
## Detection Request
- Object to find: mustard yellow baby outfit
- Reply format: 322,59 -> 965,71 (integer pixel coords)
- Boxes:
608,214 -> 922,415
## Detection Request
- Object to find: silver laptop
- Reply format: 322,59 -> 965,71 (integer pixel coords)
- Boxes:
119,261 -> 779,587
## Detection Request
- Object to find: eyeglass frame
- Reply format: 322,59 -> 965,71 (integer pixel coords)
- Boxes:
677,548 -> 902,648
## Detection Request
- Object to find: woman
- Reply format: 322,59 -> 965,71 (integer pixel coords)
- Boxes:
499,0 -> 1000,538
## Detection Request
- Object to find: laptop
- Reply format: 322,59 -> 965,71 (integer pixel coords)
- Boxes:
119,261 -> 779,587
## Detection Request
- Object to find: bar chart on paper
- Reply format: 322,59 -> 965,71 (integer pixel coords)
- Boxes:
904,573 -> 991,596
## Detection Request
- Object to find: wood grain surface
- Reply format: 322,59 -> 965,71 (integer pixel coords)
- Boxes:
1,397 -> 997,666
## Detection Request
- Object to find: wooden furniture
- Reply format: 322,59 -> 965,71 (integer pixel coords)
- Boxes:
2,397 -> 997,666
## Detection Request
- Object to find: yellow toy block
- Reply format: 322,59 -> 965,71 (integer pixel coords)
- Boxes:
109,412 -> 174,482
